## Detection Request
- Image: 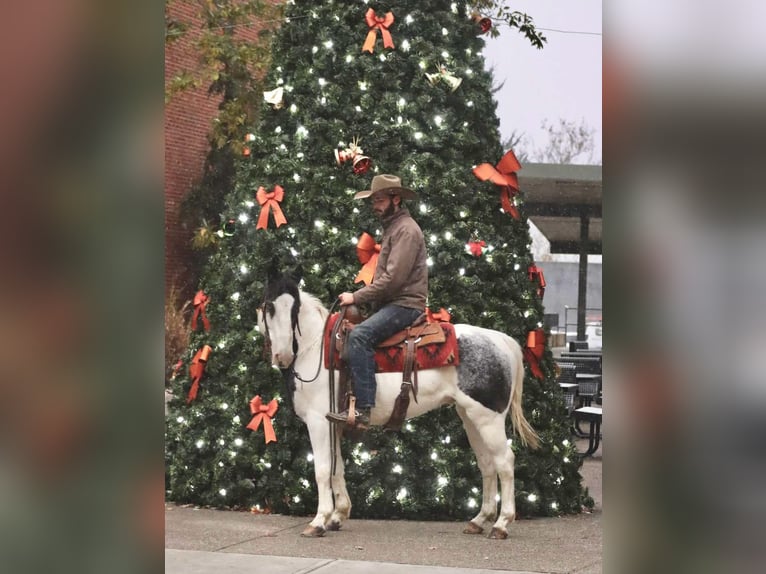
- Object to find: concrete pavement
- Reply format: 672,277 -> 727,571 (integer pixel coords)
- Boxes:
166,432 -> 601,574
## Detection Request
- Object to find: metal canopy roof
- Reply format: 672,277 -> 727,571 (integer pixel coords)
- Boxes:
519,163 -> 602,254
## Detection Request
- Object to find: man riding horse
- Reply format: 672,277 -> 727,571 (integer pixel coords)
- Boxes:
325,174 -> 428,429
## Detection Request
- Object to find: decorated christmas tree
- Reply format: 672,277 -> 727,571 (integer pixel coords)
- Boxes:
166,0 -> 593,519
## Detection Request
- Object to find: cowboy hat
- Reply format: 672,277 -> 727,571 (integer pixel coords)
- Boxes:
353,173 -> 417,200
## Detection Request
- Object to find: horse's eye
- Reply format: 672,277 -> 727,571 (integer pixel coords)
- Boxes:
264,302 -> 275,316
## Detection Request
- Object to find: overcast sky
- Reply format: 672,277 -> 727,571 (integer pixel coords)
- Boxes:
481,1 -> 602,163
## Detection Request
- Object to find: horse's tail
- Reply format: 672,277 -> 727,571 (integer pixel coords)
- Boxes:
508,336 -> 540,450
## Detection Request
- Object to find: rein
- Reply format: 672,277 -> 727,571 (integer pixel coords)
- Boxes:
262,292 -> 343,479
290,298 -> 340,383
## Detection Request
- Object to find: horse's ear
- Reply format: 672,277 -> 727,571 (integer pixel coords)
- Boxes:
266,259 -> 281,283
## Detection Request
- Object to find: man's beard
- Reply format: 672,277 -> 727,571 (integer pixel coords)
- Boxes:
376,202 -> 396,219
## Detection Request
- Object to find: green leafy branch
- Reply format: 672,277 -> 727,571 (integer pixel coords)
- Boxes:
468,1 -> 547,48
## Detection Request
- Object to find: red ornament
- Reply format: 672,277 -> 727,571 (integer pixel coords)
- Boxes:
472,14 -> 492,35
335,148 -> 354,165
352,155 -> 371,174
468,240 -> 486,257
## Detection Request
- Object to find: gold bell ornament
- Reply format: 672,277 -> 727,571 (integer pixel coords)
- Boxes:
425,65 -> 462,92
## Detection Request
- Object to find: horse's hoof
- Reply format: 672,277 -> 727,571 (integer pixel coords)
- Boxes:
301,525 -> 326,537
463,521 -> 484,535
326,521 -> 342,531
488,527 -> 508,540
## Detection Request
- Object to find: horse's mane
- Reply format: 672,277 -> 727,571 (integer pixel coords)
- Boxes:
299,290 -> 330,322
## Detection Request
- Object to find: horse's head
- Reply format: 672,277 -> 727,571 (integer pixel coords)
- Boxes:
259,277 -> 301,368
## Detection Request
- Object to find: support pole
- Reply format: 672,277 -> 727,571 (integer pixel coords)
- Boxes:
577,213 -> 590,341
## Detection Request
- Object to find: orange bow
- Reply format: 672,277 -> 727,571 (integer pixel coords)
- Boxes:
522,329 -> 546,380
528,265 -> 547,299
191,290 -> 210,331
362,8 -> 395,53
247,395 -> 279,443
187,345 -> 212,403
426,307 -> 452,323
354,232 -> 380,285
256,185 -> 287,230
472,150 -> 522,219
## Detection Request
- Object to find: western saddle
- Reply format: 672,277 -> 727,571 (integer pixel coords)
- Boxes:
332,305 -> 446,431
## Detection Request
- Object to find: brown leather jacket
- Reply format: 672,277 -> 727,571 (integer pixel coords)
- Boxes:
352,208 -> 428,311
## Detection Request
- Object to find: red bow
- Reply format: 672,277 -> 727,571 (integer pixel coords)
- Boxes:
472,150 -> 522,219
522,329 -> 546,380
362,8 -> 395,53
354,232 -> 381,285
256,185 -> 287,230
468,240 -> 486,257
528,265 -> 547,299
187,345 -> 212,403
191,290 -> 210,331
247,395 -> 279,443
426,307 -> 452,323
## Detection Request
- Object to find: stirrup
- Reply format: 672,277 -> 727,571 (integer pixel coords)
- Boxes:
325,409 -> 370,428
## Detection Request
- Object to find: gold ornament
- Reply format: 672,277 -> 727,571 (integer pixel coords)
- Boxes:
192,221 -> 219,250
425,64 -> 462,92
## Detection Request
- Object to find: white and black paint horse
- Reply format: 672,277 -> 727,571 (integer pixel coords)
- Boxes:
257,276 -> 539,538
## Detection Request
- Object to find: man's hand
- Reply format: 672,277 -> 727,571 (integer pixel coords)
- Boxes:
338,292 -> 355,306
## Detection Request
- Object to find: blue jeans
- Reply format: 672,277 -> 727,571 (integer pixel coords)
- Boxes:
346,304 -> 423,409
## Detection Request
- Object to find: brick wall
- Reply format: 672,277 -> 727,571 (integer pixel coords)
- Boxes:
164,1 -> 266,299
165,1 -> 219,298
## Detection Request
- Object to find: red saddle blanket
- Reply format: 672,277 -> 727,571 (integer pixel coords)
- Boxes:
323,313 -> 460,373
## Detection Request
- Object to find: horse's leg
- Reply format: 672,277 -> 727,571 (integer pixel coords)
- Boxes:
327,431 -> 351,530
302,414 -> 334,537
465,405 -> 517,539
456,405 -> 497,535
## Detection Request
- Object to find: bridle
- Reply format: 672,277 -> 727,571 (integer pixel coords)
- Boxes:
260,289 -> 344,478
260,293 -> 339,385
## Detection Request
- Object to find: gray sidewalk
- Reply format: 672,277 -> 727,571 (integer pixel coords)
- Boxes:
166,441 -> 601,574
